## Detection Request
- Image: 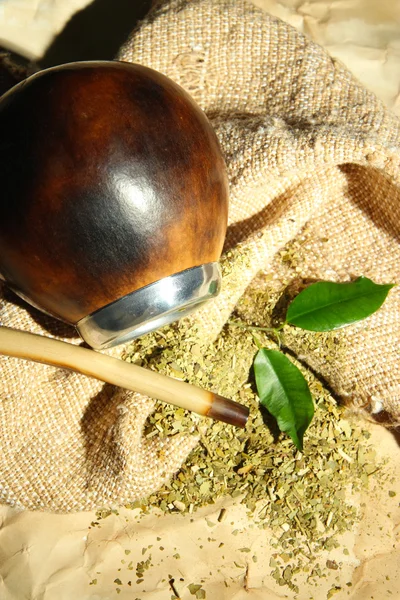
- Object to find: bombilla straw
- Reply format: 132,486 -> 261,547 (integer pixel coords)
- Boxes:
0,326 -> 249,428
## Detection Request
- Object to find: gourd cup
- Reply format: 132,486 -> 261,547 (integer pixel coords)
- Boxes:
0,61 -> 229,349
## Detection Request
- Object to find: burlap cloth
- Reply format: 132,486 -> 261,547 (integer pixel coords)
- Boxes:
1,0 -> 399,512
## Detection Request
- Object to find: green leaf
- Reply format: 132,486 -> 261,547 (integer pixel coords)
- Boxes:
253,349 -> 314,451
286,276 -> 394,332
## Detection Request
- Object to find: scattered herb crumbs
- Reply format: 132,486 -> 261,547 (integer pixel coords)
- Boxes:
327,585 -> 342,598
117,259 -> 388,594
283,566 -> 293,582
126,322 -> 379,541
188,583 -> 202,595
205,519 -> 216,527
136,556 -> 152,580
218,508 -> 226,522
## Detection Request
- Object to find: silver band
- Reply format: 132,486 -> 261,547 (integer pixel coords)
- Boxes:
77,262 -> 221,350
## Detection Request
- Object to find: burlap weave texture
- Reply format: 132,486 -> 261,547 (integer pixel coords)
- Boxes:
0,0 -> 399,511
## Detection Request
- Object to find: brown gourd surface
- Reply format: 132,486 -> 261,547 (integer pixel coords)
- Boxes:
0,61 -> 228,323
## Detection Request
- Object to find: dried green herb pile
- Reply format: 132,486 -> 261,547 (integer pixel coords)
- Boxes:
122,285 -> 380,588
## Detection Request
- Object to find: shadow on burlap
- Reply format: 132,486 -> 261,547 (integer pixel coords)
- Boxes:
0,0 -> 399,511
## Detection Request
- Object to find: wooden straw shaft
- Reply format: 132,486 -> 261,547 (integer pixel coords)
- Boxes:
0,327 -> 249,427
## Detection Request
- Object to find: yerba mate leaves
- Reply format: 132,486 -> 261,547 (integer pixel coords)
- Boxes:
286,276 -> 394,332
253,349 -> 314,451
253,276 -> 394,449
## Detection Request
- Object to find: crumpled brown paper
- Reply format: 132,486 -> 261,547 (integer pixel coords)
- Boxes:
0,0 -> 93,59
2,0 -> 400,512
